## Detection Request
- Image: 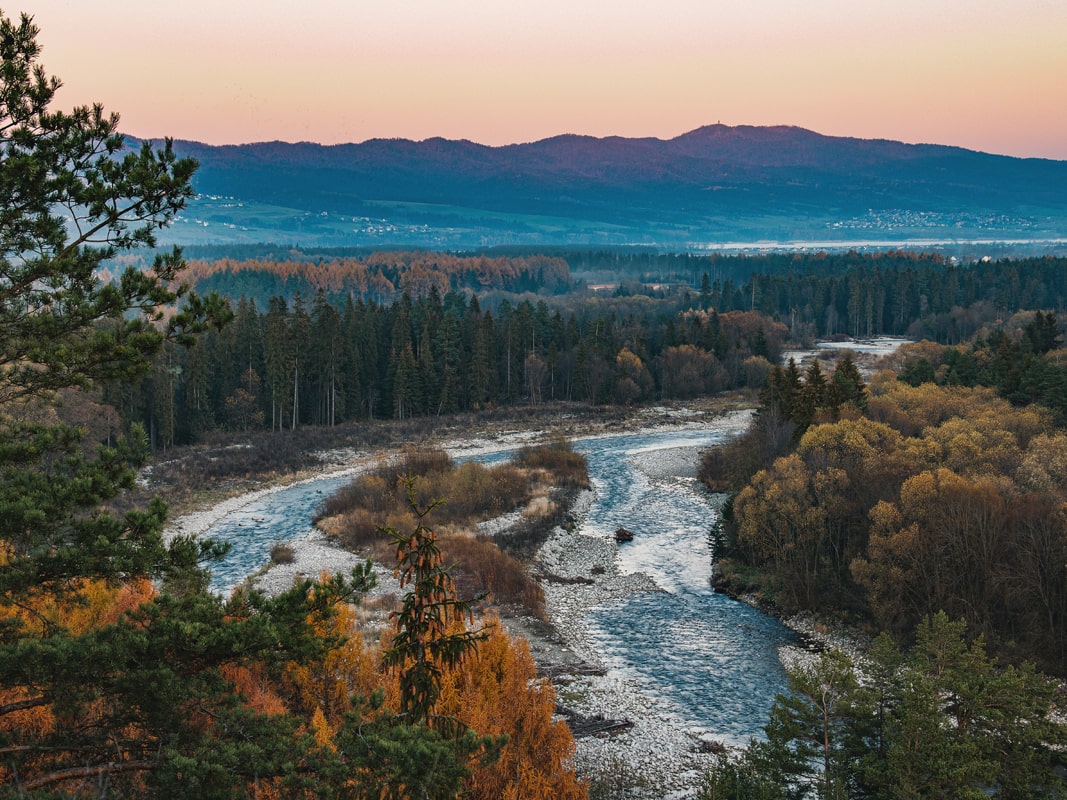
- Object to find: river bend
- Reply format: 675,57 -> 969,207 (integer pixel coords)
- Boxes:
196,418 -> 796,743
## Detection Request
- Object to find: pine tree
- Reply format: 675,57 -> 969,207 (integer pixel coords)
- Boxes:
381,479 -> 488,729
828,354 -> 868,415
0,16 -> 376,794
310,289 -> 343,425
287,291 -> 311,428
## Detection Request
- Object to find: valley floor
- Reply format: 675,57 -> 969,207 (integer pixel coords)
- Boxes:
164,397 -> 850,799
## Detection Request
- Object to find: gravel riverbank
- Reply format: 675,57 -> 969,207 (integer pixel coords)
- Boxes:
529,491 -> 726,799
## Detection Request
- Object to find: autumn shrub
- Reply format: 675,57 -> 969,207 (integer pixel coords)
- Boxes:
332,508 -> 416,560
514,437 -> 590,489
323,448 -> 533,528
430,461 -> 530,523
496,486 -> 581,560
699,411 -> 794,492
269,543 -> 295,564
319,449 -> 452,520
441,534 -> 545,617
395,445 -> 454,478
321,441 -> 587,618
319,473 -> 394,519
434,619 -> 587,800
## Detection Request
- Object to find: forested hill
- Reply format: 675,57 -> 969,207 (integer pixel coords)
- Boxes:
140,126 -> 1067,249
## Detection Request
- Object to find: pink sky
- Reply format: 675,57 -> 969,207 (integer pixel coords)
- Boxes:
18,0 -> 1067,159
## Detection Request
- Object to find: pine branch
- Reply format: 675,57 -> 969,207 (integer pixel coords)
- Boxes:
19,759 -> 155,791
0,695 -> 49,718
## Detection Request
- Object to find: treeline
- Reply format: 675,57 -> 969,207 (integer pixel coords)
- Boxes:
560,251 -> 1067,343
173,251 -> 575,308
707,351 -> 1067,674
742,254 -> 1067,342
122,250 -> 1067,350
115,289 -> 785,449
893,310 -> 1067,416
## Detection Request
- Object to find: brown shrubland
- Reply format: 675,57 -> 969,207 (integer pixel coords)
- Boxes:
322,442 -> 586,618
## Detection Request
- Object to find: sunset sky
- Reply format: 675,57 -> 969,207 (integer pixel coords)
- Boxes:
17,0 -> 1067,160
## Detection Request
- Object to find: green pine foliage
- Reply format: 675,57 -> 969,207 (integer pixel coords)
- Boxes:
703,616 -> 1067,800
380,479 -> 488,728
120,288 -> 788,444
895,314 -> 1067,419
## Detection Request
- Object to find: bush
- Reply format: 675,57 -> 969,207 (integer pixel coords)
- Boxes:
496,486 -> 581,560
396,446 -> 453,477
319,474 -> 394,519
514,437 -> 590,489
324,448 -> 532,527
320,438 -> 589,617
441,534 -> 545,617
332,508 -> 416,560
269,542 -> 296,564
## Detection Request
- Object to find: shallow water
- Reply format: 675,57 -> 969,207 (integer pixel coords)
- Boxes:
576,428 -> 796,744
199,421 -> 796,742
202,475 -> 351,594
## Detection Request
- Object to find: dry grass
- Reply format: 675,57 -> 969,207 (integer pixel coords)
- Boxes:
514,436 -> 590,490
321,447 -> 530,526
269,543 -> 296,564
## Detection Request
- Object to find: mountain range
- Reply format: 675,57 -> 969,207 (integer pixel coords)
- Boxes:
150,125 -> 1067,251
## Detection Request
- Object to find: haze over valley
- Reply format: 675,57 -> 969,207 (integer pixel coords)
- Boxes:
150,125 -> 1067,252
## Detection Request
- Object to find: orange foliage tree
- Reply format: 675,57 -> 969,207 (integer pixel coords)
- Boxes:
435,619 -> 586,800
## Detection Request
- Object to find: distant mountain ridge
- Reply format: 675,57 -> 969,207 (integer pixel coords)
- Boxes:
143,125 -> 1067,249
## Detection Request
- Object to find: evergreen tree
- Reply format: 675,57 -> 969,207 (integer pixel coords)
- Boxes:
0,17 -> 377,794
466,309 -> 491,410
436,311 -> 462,415
339,295 -> 363,421
381,480 -> 488,728
179,325 -> 216,439
828,354 -> 868,414
792,360 -> 827,433
287,291 -> 311,428
1024,310 -> 1060,355
699,272 -> 713,310
262,295 -> 292,431
310,289 -> 343,425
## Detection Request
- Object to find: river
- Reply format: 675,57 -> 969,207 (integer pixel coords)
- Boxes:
194,417 -> 797,747
572,427 -> 797,745
200,474 -> 354,594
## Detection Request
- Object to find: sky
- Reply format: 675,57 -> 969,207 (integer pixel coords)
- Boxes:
16,0 -> 1067,160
